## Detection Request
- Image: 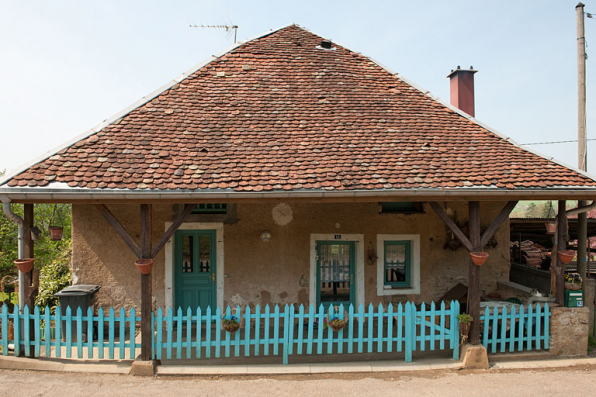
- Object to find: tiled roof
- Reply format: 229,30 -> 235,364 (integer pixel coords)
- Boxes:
4,25 -> 596,192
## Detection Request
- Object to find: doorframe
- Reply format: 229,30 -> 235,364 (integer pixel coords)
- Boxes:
165,222 -> 224,309
309,234 -> 364,308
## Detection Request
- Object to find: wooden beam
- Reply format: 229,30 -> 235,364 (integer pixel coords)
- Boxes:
140,204 -> 152,361
480,201 -> 518,247
150,204 -> 196,258
94,204 -> 141,258
468,201 -> 482,345
429,202 -> 474,252
556,200 -> 567,306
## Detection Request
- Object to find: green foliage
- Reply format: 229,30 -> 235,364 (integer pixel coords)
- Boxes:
589,335 -> 596,354
457,313 -> 473,323
0,203 -> 72,308
35,240 -> 72,310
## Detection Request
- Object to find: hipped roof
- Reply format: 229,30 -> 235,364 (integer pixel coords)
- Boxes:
2,24 -> 596,202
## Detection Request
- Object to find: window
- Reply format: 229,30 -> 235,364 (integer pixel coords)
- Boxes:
379,202 -> 424,214
192,204 -> 227,214
377,234 -> 420,296
384,241 -> 411,287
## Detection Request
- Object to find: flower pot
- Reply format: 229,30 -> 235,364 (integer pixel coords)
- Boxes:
558,250 -> 575,265
48,226 -> 64,241
470,252 -> 489,266
459,321 -> 471,340
135,259 -> 153,274
544,221 -> 557,234
222,322 -> 240,333
14,258 -> 34,273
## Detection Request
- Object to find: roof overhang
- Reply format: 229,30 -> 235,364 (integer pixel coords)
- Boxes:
1,186 -> 596,204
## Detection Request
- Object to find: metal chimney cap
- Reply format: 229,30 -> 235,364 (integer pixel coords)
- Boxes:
446,67 -> 478,78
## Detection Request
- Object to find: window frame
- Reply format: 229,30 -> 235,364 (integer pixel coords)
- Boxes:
376,234 -> 420,296
383,240 -> 411,288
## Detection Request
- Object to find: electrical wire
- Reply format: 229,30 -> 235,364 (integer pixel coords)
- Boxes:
521,138 -> 596,146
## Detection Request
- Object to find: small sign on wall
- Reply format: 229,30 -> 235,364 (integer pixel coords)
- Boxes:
334,235 -> 341,240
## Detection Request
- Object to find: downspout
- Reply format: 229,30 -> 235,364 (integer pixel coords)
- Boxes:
0,195 -> 26,309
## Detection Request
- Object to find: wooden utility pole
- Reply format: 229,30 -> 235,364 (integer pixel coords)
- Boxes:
557,200 -> 568,306
468,202 -> 481,345
140,204 -> 152,361
577,3 -> 588,279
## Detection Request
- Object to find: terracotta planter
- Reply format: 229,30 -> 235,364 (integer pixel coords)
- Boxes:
49,226 -> 64,241
470,252 -> 489,266
14,258 -> 34,273
558,250 -> 575,265
544,221 -> 557,234
135,259 -> 153,274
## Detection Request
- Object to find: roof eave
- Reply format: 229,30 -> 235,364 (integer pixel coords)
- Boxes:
1,186 -> 596,203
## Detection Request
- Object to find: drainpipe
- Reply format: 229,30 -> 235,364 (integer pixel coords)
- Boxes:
0,195 -> 26,309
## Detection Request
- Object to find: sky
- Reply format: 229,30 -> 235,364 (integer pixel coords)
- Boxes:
1,0 -> 596,177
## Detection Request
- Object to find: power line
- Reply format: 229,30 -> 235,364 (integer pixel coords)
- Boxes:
521,138 -> 596,146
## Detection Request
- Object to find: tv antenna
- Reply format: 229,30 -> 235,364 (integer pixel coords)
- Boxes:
190,24 -> 239,43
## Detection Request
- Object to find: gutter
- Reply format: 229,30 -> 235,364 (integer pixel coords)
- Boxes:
0,195 -> 26,309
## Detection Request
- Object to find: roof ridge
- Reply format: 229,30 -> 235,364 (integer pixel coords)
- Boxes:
0,23 -> 297,187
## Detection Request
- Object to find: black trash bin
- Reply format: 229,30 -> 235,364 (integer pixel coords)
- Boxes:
54,285 -> 100,342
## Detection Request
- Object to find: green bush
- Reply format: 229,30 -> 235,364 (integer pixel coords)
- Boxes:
35,240 -> 72,311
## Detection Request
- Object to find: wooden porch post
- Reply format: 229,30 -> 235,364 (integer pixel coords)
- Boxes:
556,200 -> 567,306
140,204 -> 152,361
468,201 -> 482,345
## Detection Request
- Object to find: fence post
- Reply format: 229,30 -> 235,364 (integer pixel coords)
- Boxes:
452,300 -> 460,360
405,302 -> 413,362
283,304 -> 289,365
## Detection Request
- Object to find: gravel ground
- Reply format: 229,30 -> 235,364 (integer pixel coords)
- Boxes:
1,365 -> 595,397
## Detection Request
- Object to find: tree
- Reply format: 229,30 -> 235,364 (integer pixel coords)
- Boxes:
0,195 -> 72,306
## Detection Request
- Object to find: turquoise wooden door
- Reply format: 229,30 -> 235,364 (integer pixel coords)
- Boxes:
316,241 -> 355,308
174,230 -> 216,311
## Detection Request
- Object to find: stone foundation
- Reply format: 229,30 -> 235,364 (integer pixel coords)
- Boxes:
549,307 -> 589,356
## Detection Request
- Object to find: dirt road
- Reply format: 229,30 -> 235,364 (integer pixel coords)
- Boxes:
1,366 -> 594,397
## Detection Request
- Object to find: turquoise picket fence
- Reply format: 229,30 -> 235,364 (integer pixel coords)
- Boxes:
480,304 -> 550,353
152,301 -> 461,364
0,304 -> 140,359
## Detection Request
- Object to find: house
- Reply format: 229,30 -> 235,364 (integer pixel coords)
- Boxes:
1,24 -> 595,364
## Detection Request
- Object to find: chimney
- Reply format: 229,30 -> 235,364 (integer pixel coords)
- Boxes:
447,66 -> 478,117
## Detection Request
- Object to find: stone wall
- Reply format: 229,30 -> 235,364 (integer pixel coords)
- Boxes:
72,201 -> 511,310
549,307 -> 589,356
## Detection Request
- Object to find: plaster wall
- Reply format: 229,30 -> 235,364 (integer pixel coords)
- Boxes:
72,201 -> 510,310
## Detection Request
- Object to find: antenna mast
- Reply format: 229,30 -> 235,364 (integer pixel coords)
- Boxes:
190,24 -> 238,43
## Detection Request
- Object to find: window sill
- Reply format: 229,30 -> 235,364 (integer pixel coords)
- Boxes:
377,286 -> 419,296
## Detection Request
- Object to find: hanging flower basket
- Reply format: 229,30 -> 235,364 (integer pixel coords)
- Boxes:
14,258 -> 34,273
544,221 -> 557,234
134,259 -> 153,274
565,282 -> 582,291
326,310 -> 349,332
48,226 -> 64,241
558,250 -> 575,265
470,252 -> 489,266
222,316 -> 241,333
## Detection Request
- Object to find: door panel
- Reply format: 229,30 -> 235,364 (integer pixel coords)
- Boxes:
175,230 -> 216,312
316,241 -> 355,308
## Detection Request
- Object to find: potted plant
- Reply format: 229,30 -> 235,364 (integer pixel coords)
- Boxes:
458,313 -> 473,342
14,258 -> 35,273
470,252 -> 489,266
326,309 -> 349,331
558,250 -> 575,265
48,204 -> 65,241
135,259 -> 153,274
565,272 -> 583,291
222,315 -> 241,333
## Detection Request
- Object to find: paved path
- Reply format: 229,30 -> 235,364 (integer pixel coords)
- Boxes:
1,365 -> 595,397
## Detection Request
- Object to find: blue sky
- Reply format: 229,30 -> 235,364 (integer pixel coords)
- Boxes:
1,0 -> 595,175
